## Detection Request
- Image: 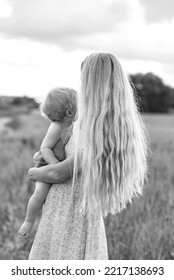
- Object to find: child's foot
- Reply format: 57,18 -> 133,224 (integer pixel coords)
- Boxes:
18,221 -> 33,238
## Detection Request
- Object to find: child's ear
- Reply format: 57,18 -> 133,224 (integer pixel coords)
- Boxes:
66,109 -> 72,117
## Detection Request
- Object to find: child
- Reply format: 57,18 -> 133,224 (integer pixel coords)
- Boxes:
18,87 -> 77,237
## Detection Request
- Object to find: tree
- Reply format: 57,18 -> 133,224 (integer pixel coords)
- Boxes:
130,73 -> 173,113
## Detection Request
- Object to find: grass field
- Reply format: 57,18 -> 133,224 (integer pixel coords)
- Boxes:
0,110 -> 174,260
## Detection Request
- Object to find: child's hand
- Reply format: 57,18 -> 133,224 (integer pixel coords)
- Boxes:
33,151 -> 47,167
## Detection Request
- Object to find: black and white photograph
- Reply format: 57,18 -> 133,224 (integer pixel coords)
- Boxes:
0,0 -> 174,264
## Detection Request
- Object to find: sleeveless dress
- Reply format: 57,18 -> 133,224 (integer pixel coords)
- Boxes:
28,135 -> 108,259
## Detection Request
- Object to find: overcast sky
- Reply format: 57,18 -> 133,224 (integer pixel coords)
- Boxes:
0,0 -> 174,98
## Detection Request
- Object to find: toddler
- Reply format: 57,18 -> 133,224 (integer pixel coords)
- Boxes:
18,87 -> 77,237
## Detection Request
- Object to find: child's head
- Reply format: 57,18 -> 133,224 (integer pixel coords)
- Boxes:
41,87 -> 77,125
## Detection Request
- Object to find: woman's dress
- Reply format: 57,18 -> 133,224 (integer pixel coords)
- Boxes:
29,136 -> 108,259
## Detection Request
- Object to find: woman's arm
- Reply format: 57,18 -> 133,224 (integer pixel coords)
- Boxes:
28,155 -> 74,184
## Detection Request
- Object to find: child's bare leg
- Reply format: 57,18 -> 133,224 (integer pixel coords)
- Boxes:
18,182 -> 50,238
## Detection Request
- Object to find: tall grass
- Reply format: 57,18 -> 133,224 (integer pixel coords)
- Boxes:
105,114 -> 174,259
0,112 -> 174,259
0,112 -> 49,259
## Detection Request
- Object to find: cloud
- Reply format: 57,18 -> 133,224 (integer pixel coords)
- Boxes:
0,0 -> 12,18
65,19 -> 174,64
140,0 -> 174,22
0,0 -> 174,66
0,0 -> 131,42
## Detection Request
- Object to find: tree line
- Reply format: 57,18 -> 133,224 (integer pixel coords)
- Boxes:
130,73 -> 174,113
1,73 -> 174,113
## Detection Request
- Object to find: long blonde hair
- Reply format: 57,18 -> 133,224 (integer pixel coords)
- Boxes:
73,52 -> 148,217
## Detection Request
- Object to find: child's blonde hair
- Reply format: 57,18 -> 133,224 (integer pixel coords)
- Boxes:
41,87 -> 77,123
73,52 -> 148,217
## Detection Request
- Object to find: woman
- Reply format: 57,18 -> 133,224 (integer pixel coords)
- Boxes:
28,52 -> 147,259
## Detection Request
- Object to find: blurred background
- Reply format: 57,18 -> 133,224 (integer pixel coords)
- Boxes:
0,0 -> 174,260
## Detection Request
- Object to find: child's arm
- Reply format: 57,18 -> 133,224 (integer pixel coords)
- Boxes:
40,122 -> 63,164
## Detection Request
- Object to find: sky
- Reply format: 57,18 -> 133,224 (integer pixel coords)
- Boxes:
0,0 -> 174,99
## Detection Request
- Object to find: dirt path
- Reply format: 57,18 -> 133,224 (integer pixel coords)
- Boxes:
0,117 -> 11,133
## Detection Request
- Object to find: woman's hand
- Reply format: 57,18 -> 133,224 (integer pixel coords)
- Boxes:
28,167 -> 40,181
28,156 -> 74,184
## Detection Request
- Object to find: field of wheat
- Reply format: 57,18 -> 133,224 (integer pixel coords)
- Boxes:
0,110 -> 174,260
